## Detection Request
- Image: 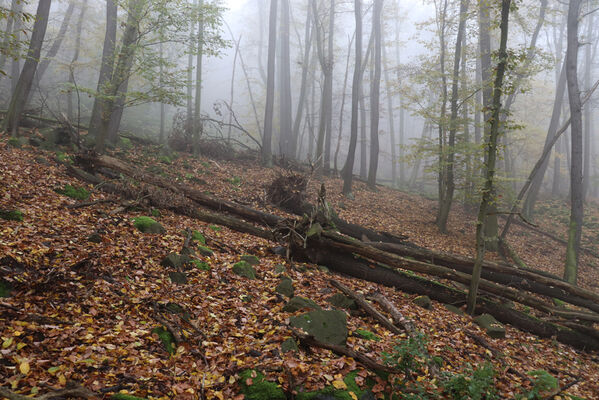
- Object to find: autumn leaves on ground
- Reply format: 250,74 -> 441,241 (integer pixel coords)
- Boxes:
1,137 -> 599,400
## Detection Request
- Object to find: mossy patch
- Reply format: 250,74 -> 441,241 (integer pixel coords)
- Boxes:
296,372 -> 367,400
327,293 -> 357,310
0,210 -> 23,222
0,279 -> 13,298
413,295 -> 432,310
241,254 -> 260,265
238,369 -> 286,400
151,326 -> 175,354
290,309 -> 347,346
192,230 -> 206,244
281,337 -> 299,353
197,245 -> 213,256
55,184 -> 90,200
283,296 -> 321,312
354,329 -> 381,342
117,137 -> 132,150
151,208 -> 161,218
110,394 -> 147,400
232,261 -> 256,279
169,271 -> 188,284
191,260 -> 211,271
133,216 -> 165,234
7,137 -> 21,148
474,313 -> 506,339
160,253 -> 191,269
275,277 -> 295,298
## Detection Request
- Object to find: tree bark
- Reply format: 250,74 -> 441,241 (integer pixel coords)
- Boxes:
2,0 -> 52,136
367,0 -> 382,189
262,0 -> 277,167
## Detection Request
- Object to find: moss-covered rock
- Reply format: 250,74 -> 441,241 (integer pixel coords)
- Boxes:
232,261 -> 256,279
191,260 -> 211,271
0,210 -> 23,222
198,245 -> 213,256
275,277 -> 295,298
274,264 -> 286,275
87,232 -> 102,243
474,313 -> 506,339
168,271 -> 188,285
7,137 -> 21,148
238,369 -> 286,400
54,184 -> 90,200
0,279 -> 12,298
241,254 -> 260,265
160,253 -> 191,269
281,337 -> 299,353
326,293 -> 357,310
290,310 -> 347,346
413,295 -> 432,310
443,304 -> 465,316
283,296 -> 321,312
151,326 -> 175,354
133,216 -> 165,234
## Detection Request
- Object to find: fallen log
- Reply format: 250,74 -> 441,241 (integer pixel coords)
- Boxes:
368,291 -> 416,335
366,241 -> 599,315
291,238 -> 599,351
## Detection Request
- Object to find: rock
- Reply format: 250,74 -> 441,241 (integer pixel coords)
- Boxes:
87,233 -> 102,243
275,277 -> 295,298
290,309 -> 348,346
191,260 -> 211,271
133,216 -> 165,234
197,245 -> 213,256
241,254 -> 260,265
54,184 -> 89,201
0,279 -> 12,298
169,271 -> 188,285
0,210 -> 23,222
326,293 -> 357,310
474,313 -> 506,339
161,253 -> 182,268
281,338 -> 299,353
282,296 -> 321,312
28,137 -> 41,147
247,349 -> 262,357
239,369 -> 286,400
34,156 -> 50,165
7,137 -> 21,148
443,304 -> 464,315
271,246 -> 286,256
232,261 -> 256,279
274,264 -> 286,274
318,265 -> 330,273
413,295 -> 432,310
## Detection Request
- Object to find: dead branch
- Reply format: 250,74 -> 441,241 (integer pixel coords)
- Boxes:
0,383 -> 97,400
368,291 -> 416,335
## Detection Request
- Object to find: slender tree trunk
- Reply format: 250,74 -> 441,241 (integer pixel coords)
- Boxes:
334,35 -> 353,173
262,0 -> 277,167
564,0 -> 583,285
467,0 -> 511,314
193,0 -> 204,156
278,0 -> 293,158
292,5 -> 312,158
367,0 -> 383,189
2,0 -> 52,136
9,0 -> 23,96
323,0 -> 335,173
436,0 -> 469,233
359,70 -> 367,179
227,35 -> 241,144
34,1 -> 76,85
186,2 -> 195,133
342,0 -> 362,197
67,0 -> 88,121
0,0 -> 18,77
382,37 -> 396,187
583,12 -> 593,200
89,0 -> 117,140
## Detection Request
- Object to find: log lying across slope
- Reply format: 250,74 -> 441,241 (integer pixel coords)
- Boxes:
72,152 -> 599,350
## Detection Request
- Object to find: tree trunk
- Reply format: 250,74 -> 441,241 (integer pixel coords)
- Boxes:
94,0 -> 144,153
261,0 -> 277,167
342,0 -> 362,197
89,0 -> 117,140
382,38 -> 397,187
583,12 -> 593,200
467,0 -> 511,314
292,5 -> 312,158
436,0 -> 469,232
2,0 -> 52,136
564,0 -> 583,285
334,35 -> 353,173
367,0 -> 382,189
0,0 -> 19,76
278,0 -> 293,158
67,0 -> 88,122
193,0 -> 204,156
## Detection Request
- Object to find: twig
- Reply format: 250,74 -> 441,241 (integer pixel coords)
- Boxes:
544,378 -> 581,400
66,198 -> 116,209
290,327 -> 399,374
0,383 -> 96,400
151,303 -> 183,344
368,290 -> 416,335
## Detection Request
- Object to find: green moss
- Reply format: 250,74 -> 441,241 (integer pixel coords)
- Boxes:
133,216 -> 165,234
55,184 -> 89,200
151,326 -> 175,354
117,137 -> 132,150
209,225 -> 222,232
238,369 -> 286,400
241,254 -> 260,265
232,261 -> 256,279
192,230 -> 206,244
110,394 -> 147,400
0,279 -> 12,298
55,152 -> 73,164
151,209 -> 161,218
354,329 -> 381,342
198,245 -> 213,256
0,210 -> 23,222
159,155 -> 173,165
192,260 -> 211,271
7,137 -> 21,148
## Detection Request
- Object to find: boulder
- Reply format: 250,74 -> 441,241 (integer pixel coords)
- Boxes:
443,304 -> 465,316
275,277 -> 295,298
474,313 -> 506,339
290,309 -> 348,346
241,254 -> 260,265
283,296 -> 321,312
232,261 -> 256,279
326,293 -> 357,310
281,337 -> 299,353
169,271 -> 188,285
133,216 -> 165,234
413,295 -> 432,310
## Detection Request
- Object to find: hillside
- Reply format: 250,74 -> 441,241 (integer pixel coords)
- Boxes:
1,135 -> 599,400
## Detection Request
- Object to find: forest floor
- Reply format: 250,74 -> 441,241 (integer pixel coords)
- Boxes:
1,134 -> 599,400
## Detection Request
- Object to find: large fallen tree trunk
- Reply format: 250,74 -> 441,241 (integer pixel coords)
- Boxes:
291,237 -> 599,351
367,241 -> 599,314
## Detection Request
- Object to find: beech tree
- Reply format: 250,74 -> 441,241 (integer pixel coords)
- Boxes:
261,0 -> 277,167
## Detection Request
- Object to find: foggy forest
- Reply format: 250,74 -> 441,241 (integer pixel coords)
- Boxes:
1,0 -> 599,398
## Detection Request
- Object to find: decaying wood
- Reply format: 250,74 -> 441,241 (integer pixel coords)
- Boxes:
368,291 -> 416,335
290,328 -> 398,373
330,279 -> 402,334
